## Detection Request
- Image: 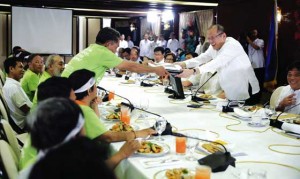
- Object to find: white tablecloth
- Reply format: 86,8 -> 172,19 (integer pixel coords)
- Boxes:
99,76 -> 300,179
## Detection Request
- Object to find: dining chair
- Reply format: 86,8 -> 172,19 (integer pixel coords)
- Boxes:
270,86 -> 284,108
0,140 -> 19,179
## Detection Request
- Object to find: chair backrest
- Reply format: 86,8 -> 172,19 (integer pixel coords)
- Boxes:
0,69 -> 6,87
270,86 -> 285,108
0,92 -> 25,134
0,140 -> 19,179
0,120 -> 21,160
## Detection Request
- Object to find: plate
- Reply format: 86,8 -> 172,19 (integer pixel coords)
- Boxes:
197,94 -> 216,100
136,141 -> 170,157
102,111 -> 121,122
109,122 -> 139,132
196,139 -> 233,154
120,80 -> 135,84
153,168 -> 195,179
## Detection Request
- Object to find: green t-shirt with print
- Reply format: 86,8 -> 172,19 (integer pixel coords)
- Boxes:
21,69 -> 40,101
61,44 -> 123,83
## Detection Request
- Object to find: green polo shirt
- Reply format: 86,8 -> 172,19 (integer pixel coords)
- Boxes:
61,44 -> 123,83
21,69 -> 40,101
31,71 -> 52,112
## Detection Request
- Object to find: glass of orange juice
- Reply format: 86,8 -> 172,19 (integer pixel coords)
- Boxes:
195,165 -> 211,179
108,90 -> 115,101
175,137 -> 186,155
121,106 -> 130,124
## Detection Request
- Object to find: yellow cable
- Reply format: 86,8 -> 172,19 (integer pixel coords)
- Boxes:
236,161 -> 300,173
174,128 -> 220,138
268,144 -> 300,155
219,113 -> 271,133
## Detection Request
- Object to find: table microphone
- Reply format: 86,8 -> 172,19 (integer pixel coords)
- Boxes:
191,71 -> 217,102
172,132 -> 236,173
97,86 -> 134,111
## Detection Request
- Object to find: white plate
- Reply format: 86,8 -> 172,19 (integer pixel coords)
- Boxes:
196,140 -> 233,154
153,168 -> 195,179
109,123 -> 139,131
136,141 -> 170,157
101,112 -> 120,122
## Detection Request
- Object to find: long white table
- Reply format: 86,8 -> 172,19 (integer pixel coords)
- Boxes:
99,75 -> 300,179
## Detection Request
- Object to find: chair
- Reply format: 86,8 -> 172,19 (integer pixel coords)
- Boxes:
270,86 -> 284,108
0,91 -> 25,134
0,120 -> 22,160
0,140 -> 19,179
0,69 -> 5,88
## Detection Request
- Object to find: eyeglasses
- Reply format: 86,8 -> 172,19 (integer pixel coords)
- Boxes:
287,73 -> 300,78
207,32 -> 224,42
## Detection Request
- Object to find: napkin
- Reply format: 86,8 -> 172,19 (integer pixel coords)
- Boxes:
140,157 -> 183,169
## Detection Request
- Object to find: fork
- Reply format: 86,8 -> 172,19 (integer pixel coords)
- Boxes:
144,158 -> 179,165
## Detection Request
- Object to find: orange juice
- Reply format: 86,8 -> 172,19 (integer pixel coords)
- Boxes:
108,91 -> 115,101
121,113 -> 130,124
195,166 -> 211,179
176,137 -> 186,154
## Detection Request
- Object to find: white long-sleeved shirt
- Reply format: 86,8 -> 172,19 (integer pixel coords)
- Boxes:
167,39 -> 180,53
248,38 -> 265,68
139,39 -> 152,57
184,37 -> 259,100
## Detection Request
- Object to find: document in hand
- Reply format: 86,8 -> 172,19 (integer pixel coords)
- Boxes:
148,63 -> 183,74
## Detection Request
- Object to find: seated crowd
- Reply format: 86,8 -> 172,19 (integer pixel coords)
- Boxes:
0,25 -> 299,178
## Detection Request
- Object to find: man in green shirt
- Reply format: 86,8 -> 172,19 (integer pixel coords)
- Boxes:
62,27 -> 168,83
31,55 -> 65,110
21,54 -> 43,101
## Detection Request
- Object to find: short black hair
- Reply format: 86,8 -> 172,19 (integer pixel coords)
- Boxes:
69,69 -> 96,100
287,61 -> 300,71
27,54 -> 40,63
27,98 -> 82,150
131,46 -> 140,55
164,53 -> 176,63
12,46 -> 21,54
154,46 -> 165,55
29,137 -> 116,179
95,27 -> 121,44
185,52 -> 198,58
122,48 -> 131,54
3,57 -> 22,74
37,77 -> 73,102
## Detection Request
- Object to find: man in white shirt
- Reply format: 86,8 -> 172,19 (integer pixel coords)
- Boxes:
158,35 -> 167,48
139,33 -> 152,58
247,29 -> 265,101
149,35 -> 160,59
167,32 -> 180,53
119,34 -> 128,48
3,57 -> 32,129
153,47 -> 165,65
127,35 -> 134,48
195,36 -> 205,55
177,24 -> 259,102
276,61 -> 300,114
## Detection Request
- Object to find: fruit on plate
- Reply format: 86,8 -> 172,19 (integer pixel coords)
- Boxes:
201,140 -> 227,153
110,122 -> 133,132
199,94 -> 213,99
106,112 -> 120,120
138,141 -> 163,154
165,168 -> 193,179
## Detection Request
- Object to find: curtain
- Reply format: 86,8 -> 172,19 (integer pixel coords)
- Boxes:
195,9 -> 214,38
150,17 -> 161,36
140,17 -> 150,38
179,12 -> 196,49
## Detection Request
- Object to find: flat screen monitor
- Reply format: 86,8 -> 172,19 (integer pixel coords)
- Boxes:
169,74 -> 185,99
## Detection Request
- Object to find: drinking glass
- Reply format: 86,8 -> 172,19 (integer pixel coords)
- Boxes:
162,78 -> 169,86
139,98 -> 149,119
185,133 -> 198,161
248,168 -> 267,179
264,105 -> 276,119
237,100 -> 245,108
195,165 -> 211,179
154,117 -> 167,141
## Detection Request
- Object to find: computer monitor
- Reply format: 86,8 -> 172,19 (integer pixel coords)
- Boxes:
168,74 -> 185,99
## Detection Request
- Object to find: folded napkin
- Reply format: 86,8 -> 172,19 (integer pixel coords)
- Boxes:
140,157 -> 183,169
233,108 -> 252,118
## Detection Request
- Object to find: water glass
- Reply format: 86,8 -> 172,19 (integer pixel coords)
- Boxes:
162,78 -> 169,86
248,168 -> 267,179
139,98 -> 149,119
264,105 -> 276,119
154,117 -> 167,141
185,136 -> 198,161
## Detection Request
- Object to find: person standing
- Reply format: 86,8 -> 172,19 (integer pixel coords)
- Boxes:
247,29 -> 265,101
127,35 -> 134,48
139,33 -> 152,59
177,24 -> 259,102
167,32 -> 180,54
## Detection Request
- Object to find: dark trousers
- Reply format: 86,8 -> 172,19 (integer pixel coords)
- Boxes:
245,67 -> 265,105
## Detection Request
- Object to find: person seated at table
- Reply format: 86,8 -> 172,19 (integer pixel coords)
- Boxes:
21,54 -> 43,101
121,47 -> 131,61
185,52 -> 198,60
153,46 -> 165,65
28,137 -> 116,179
164,53 -> 176,63
276,61 -> 300,114
130,46 -> 142,63
20,77 -> 141,171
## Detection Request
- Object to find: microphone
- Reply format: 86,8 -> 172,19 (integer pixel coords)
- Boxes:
121,102 -> 161,117
97,86 -> 134,111
191,71 -> 217,102
172,132 -> 236,173
274,102 -> 300,121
